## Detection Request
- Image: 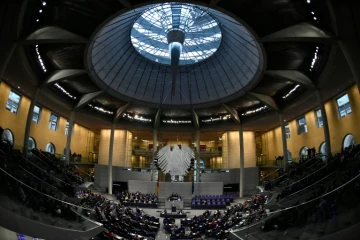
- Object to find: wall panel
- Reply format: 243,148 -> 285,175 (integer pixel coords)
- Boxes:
227,131 -> 256,168
98,129 -> 129,166
0,82 -> 94,157
261,84 -> 360,162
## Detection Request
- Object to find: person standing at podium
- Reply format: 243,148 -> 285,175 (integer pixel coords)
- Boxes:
172,201 -> 176,212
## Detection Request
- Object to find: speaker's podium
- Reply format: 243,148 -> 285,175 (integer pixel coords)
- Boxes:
171,203 -> 176,213
165,200 -> 184,210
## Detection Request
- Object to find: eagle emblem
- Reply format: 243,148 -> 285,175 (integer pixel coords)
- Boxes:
157,144 -> 194,177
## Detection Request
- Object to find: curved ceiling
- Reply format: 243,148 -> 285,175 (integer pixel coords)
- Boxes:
88,2 -> 263,107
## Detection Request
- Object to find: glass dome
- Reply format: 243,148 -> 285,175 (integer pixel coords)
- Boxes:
130,2 -> 222,65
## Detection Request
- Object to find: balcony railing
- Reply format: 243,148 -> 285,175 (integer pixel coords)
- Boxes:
257,160 -> 283,167
132,149 -> 154,155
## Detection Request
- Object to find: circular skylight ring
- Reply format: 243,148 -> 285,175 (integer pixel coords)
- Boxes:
130,2 -> 222,66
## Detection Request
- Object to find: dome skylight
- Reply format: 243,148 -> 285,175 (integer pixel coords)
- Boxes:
130,3 -> 222,65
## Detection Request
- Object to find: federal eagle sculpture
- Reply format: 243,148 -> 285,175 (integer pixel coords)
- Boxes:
157,144 -> 194,177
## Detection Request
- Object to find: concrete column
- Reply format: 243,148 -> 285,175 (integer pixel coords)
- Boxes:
23,88 -> 40,156
65,111 -> 75,165
0,44 -> 17,80
239,123 -> 245,198
196,130 -> 200,182
108,123 -> 115,194
316,90 -> 332,161
338,40 -> 360,92
152,129 -> 158,181
153,129 -> 157,154
279,113 -> 288,171
124,131 -> 129,167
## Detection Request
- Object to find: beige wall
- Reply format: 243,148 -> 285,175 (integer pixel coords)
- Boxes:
261,84 -> 360,161
0,82 -> 94,157
98,129 -> 130,166
227,131 -> 256,168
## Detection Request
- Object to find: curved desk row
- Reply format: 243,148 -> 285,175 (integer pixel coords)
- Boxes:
122,202 -> 158,208
160,212 -> 187,219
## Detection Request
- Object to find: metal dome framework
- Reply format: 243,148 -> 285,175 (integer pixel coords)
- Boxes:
130,2 -> 223,66
88,2 -> 263,108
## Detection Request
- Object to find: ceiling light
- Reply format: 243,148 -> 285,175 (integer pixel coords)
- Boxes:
313,17 -> 317,20
39,9 -> 43,13
283,85 -> 300,99
311,11 -> 315,15
307,0 -> 311,3
36,19 -> 39,22
42,1 -> 46,6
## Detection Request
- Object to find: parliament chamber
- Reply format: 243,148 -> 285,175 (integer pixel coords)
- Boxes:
1,0 -> 360,239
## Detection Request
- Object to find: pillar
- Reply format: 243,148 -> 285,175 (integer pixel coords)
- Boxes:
338,40 -> 360,92
65,111 -> 75,165
279,113 -> 288,171
108,123 -> 115,194
196,130 -> 200,182
153,129 -> 157,154
316,90 -> 332,161
239,123 -> 245,198
23,88 -> 40,156
152,129 -> 158,181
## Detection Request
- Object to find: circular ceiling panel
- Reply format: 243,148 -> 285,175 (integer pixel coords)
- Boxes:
130,3 -> 222,66
88,2 -> 264,108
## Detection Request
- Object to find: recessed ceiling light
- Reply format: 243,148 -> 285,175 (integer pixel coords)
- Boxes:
36,19 -> 39,22
42,1 -> 47,6
39,9 -> 43,13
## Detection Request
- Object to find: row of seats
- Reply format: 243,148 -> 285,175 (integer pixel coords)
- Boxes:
193,194 -> 237,199
31,149 -> 84,186
191,199 -> 231,209
115,190 -> 158,204
166,195 -> 267,239
81,192 -> 160,239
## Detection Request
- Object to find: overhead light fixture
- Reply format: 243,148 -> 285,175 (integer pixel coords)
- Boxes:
54,83 -> 76,99
163,119 -> 191,124
283,85 -> 300,99
202,114 -> 231,123
310,46 -> 320,70
42,1 -> 47,6
241,106 -> 268,116
123,113 -> 151,122
88,104 -> 113,115
39,9 -> 43,13
35,45 -> 47,72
